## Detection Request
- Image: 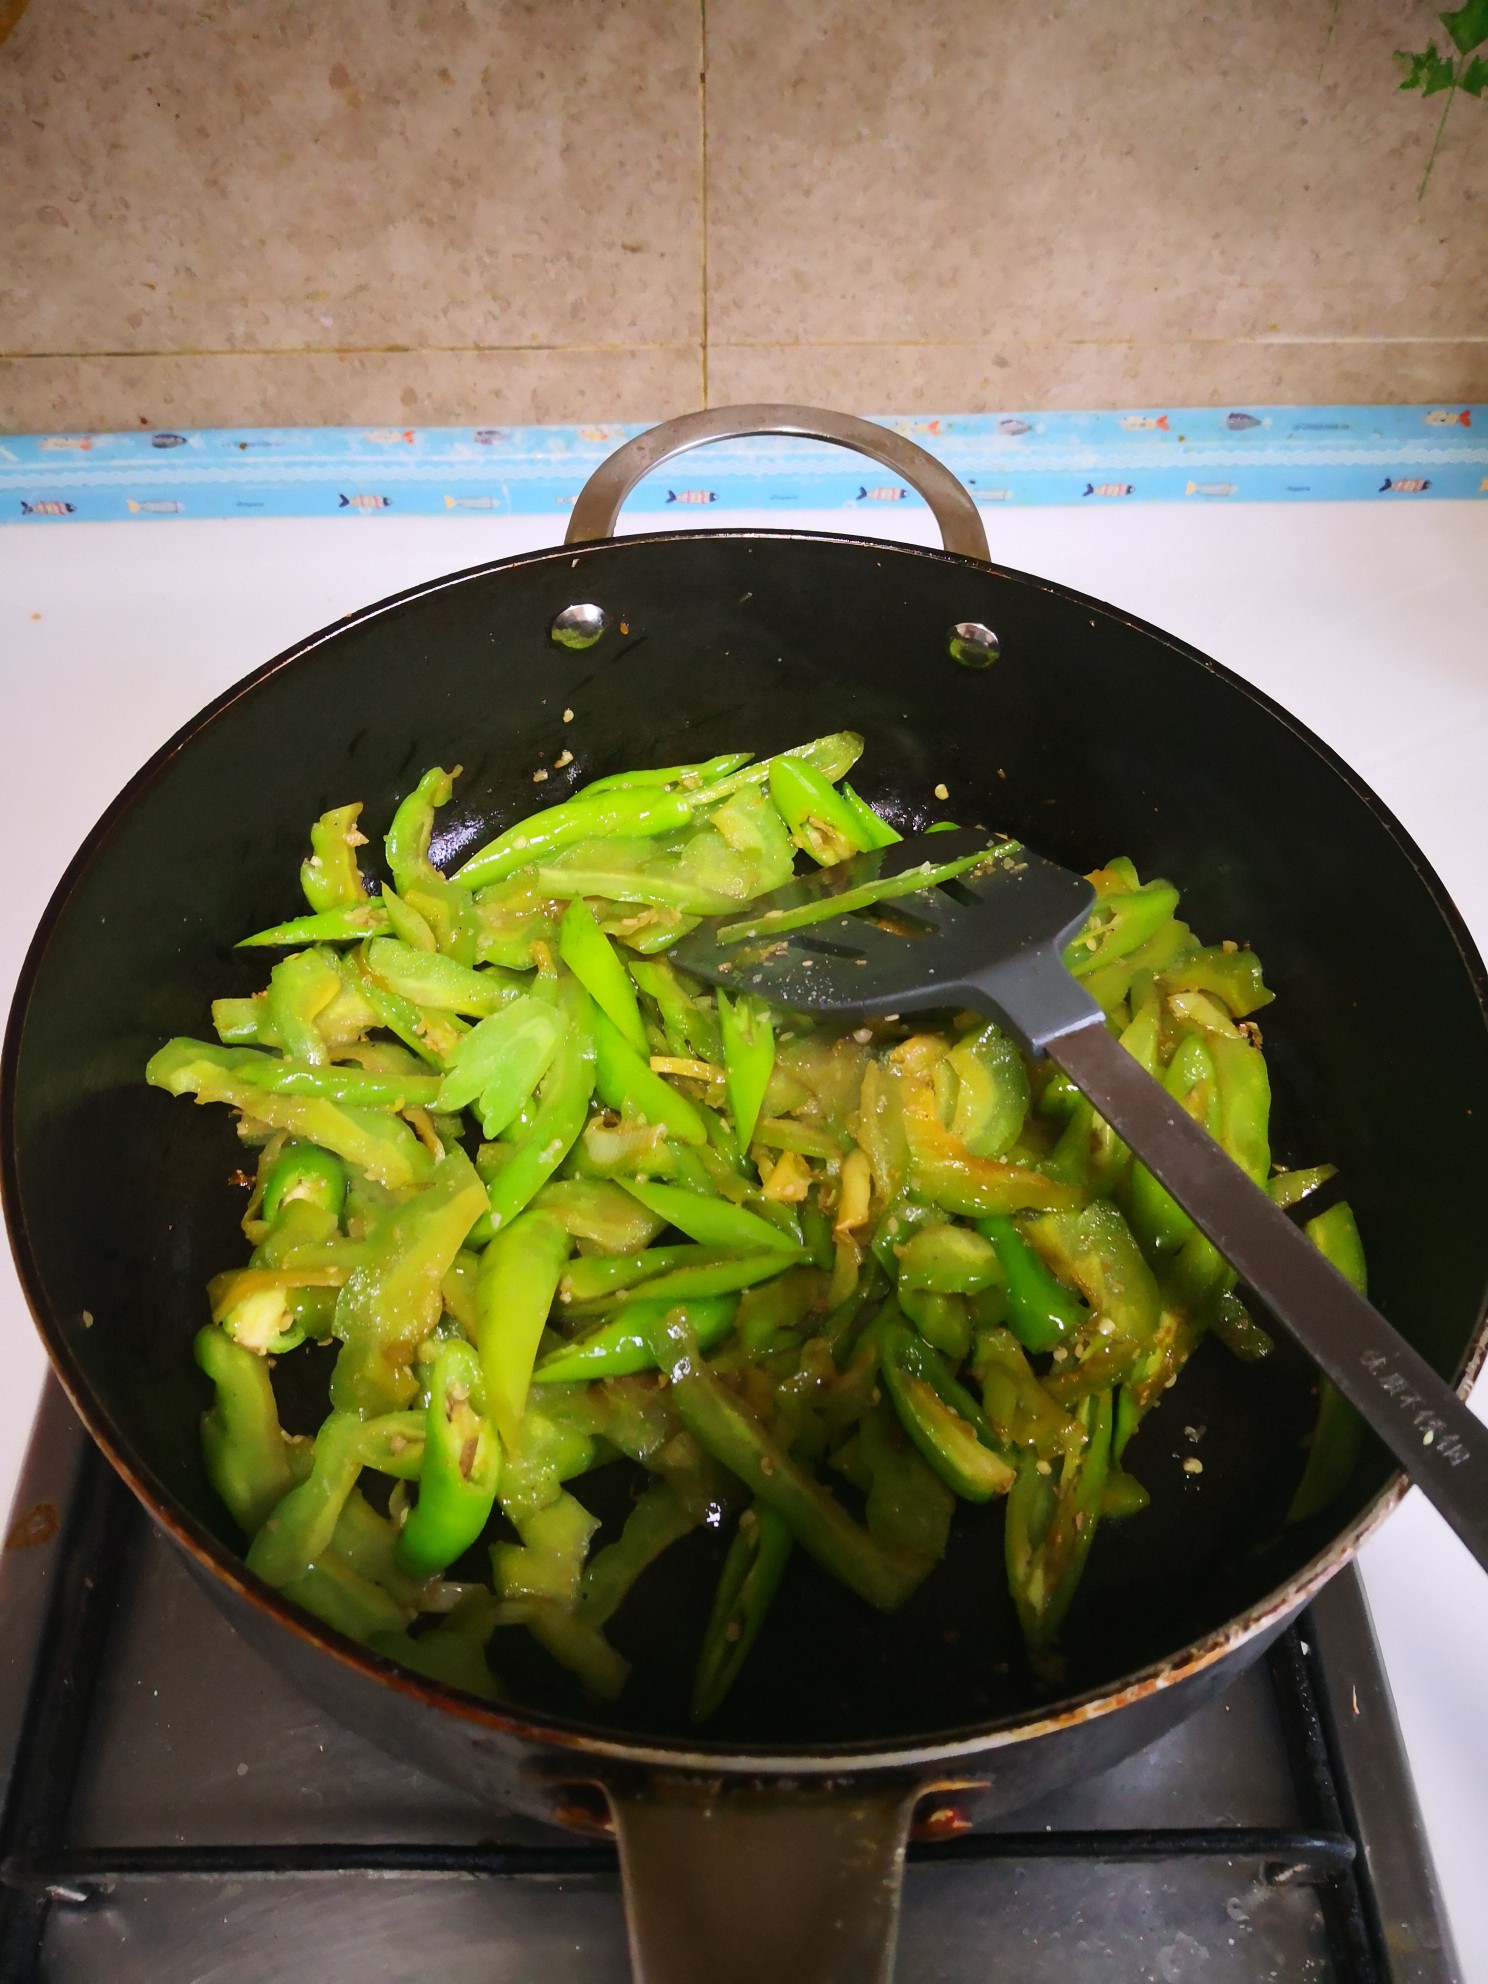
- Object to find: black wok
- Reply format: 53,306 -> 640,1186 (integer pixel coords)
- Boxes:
5,407 -> 1487,1984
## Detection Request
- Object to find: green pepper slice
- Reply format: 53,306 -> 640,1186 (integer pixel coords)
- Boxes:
395,1338 -> 502,1579
879,1317 -> 1016,1502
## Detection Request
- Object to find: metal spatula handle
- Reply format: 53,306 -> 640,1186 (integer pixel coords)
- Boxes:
672,824 -> 1488,1569
1046,1006 -> 1488,1567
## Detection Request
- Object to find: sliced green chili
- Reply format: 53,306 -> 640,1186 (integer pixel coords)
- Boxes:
247,1409 -> 426,1588
558,896 -> 649,1052
592,1005 -> 708,1146
879,1317 -> 1016,1501
692,1502 -> 793,1722
301,801 -> 370,912
618,1176 -> 799,1255
716,989 -> 775,1152
978,1215 -> 1089,1352
1287,1202 -> 1368,1524
485,979 -> 597,1233
395,1338 -> 501,1579
195,1325 -> 304,1536
533,1294 -> 739,1383
476,1208 -> 572,1451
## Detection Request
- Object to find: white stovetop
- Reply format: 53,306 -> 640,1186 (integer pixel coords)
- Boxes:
3,501 -> 1486,1970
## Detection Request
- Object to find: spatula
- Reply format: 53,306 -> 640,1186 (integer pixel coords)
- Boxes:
673,828 -> 1488,1570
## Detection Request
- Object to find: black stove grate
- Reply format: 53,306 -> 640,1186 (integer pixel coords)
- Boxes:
0,1424 -> 1455,1984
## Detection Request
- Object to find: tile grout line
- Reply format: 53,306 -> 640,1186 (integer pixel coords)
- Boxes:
686,336 -> 1488,351
4,336 -> 1482,366
0,344 -> 700,362
699,0 -> 709,409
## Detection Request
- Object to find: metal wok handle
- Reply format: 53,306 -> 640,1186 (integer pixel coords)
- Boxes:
606,1776 -> 922,1984
565,403 -> 991,561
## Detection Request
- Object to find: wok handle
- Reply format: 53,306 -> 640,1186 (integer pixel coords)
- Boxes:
1044,1010 -> 1488,1571
565,404 -> 990,561
606,1777 -> 919,1984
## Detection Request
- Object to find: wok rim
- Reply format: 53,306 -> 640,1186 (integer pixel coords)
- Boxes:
5,524 -> 1486,1777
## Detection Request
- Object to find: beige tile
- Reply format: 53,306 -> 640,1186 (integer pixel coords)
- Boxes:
0,0 -> 703,356
0,345 -> 703,432
705,0 -> 1488,350
706,339 -> 1488,412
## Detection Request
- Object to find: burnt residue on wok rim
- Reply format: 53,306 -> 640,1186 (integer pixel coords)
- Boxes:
5,527 -> 1487,1765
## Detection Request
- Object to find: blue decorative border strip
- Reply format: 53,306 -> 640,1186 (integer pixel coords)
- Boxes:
1,405 -> 1483,522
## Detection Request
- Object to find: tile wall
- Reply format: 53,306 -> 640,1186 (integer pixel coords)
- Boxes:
1,0 -> 1483,431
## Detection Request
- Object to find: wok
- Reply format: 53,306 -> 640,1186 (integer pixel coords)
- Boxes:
4,406 -> 1487,1984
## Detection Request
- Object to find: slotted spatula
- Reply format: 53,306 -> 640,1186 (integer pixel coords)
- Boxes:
673,827 -> 1488,1570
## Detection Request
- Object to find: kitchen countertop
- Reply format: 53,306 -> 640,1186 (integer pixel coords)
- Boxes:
3,496 -> 1486,1971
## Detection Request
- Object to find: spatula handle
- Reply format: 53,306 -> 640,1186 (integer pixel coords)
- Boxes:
1049,1014 -> 1488,1570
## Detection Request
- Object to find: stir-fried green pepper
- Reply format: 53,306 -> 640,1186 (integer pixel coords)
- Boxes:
651,1311 -> 931,1612
455,787 -> 699,891
485,978 -> 596,1231
974,1327 -> 1085,1459
768,754 -> 867,867
531,1178 -> 664,1254
1028,1201 -> 1159,1404
247,1409 -> 426,1589
240,903 -> 390,948
558,896 -> 649,1052
196,1324 -> 304,1535
476,1207 -> 572,1451
1005,1391 -> 1113,1673
148,1039 -> 435,1191
617,1176 -> 798,1256
385,766 -> 455,895
580,1480 -> 703,1628
592,1005 -> 708,1146
396,1338 -> 501,1578
601,1250 -> 809,1309
265,949 -> 343,1064
978,1215 -> 1088,1352
582,751 -> 754,796
716,989 -> 775,1152
692,1502 -> 793,1721
1065,874 -> 1180,981
329,1147 -> 488,1414
628,956 -> 722,1063
284,1554 -> 408,1640
301,801 -> 370,911
1128,1031 -> 1221,1255
155,739 -> 1363,1712
1287,1202 -> 1369,1523
434,995 -> 565,1134
855,1400 -> 956,1559
534,1294 -> 739,1382
261,1141 -> 347,1225
895,1223 -> 999,1359
879,1316 -> 1016,1501
836,782 -> 901,849
947,1024 -> 1030,1158
1161,943 -> 1273,1018
364,938 -> 519,1017
368,1588 -> 503,1700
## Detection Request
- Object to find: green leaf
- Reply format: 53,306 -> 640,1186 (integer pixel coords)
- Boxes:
1441,0 -> 1488,55
1396,41 -> 1458,92
1460,50 -> 1488,90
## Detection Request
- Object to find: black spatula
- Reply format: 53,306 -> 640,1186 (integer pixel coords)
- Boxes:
673,828 -> 1488,1570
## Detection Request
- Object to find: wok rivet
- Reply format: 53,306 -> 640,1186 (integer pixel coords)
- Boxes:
948,621 -> 999,668
551,602 -> 609,650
